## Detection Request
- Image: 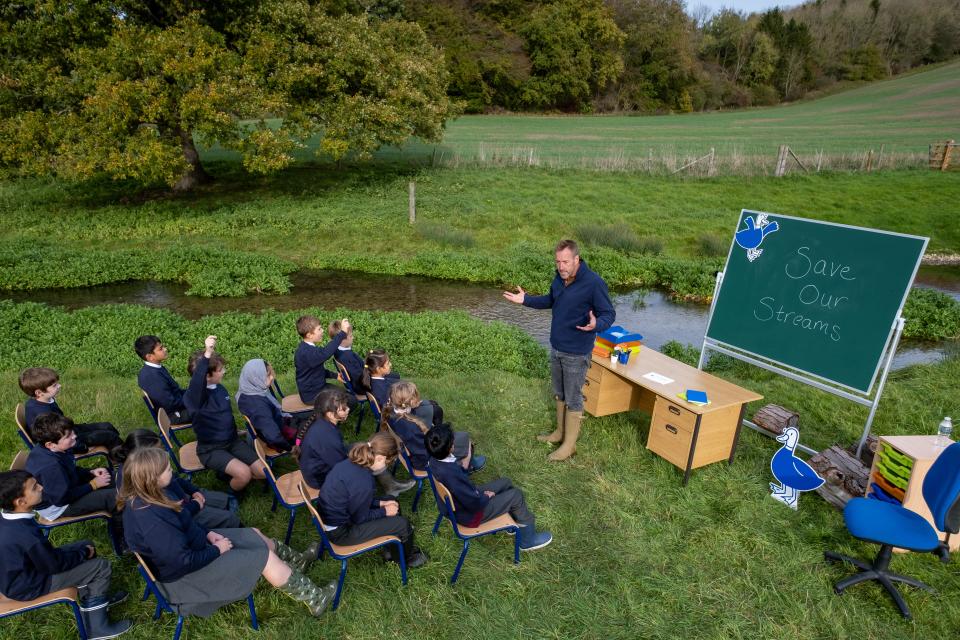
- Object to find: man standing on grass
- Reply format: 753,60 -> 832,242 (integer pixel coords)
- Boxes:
503,239 -> 615,461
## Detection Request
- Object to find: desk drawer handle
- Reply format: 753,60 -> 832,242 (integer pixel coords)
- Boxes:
668,406 -> 681,416
665,424 -> 678,434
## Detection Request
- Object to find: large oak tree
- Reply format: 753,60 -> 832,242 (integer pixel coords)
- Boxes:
0,0 -> 455,190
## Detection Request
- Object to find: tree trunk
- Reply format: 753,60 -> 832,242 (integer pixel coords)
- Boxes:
173,127 -> 212,192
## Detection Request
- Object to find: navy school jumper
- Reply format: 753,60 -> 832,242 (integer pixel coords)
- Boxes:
294,333 -> 346,405
183,356 -> 237,445
138,364 -> 187,414
318,459 -> 386,528
237,393 -> 291,452
522,259 -> 615,355
122,497 -> 219,583
25,446 -> 95,510
428,458 -> 489,526
0,515 -> 91,600
298,417 -> 348,490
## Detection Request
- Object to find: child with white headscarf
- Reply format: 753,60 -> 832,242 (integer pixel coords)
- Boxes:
236,359 -> 295,452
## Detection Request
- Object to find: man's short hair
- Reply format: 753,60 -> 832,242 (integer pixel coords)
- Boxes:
31,413 -> 74,446
18,367 -> 59,397
134,335 -> 161,360
297,315 -> 320,338
555,239 -> 579,256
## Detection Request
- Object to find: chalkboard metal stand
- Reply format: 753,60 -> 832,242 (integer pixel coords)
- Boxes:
698,271 -> 907,459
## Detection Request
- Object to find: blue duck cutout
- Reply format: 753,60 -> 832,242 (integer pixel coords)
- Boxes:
770,427 -> 824,510
735,213 -> 779,262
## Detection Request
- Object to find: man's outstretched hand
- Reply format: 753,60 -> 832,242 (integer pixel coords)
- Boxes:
576,310 -> 597,332
503,286 -> 526,304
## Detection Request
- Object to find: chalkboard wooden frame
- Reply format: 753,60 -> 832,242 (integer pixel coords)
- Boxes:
699,210 -> 927,456
704,210 -> 927,395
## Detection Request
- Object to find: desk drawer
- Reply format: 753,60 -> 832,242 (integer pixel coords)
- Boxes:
647,414 -> 694,469
652,397 -> 697,432
586,362 -> 603,384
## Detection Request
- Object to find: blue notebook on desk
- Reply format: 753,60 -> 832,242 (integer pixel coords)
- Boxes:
683,389 -> 709,405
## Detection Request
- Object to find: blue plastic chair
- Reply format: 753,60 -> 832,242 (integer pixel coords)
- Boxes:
242,415 -> 289,468
825,441 -> 960,619
365,392 -> 383,425
133,552 -> 258,640
298,481 -> 407,610
9,451 -> 120,555
254,440 -> 316,544
427,472 -> 520,584
140,390 -> 192,447
381,422 -> 429,513
0,587 -> 87,639
333,360 -> 368,434
15,403 -> 110,463
155,409 -> 204,481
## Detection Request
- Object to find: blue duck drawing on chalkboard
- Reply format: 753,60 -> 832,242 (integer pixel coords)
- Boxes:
735,213 -> 779,262
769,427 -> 824,510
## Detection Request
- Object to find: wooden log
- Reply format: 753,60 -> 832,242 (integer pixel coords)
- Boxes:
753,404 -> 798,436
808,445 -> 869,510
848,434 -> 878,469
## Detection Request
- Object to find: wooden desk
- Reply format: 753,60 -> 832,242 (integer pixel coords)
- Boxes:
868,435 -> 959,553
583,349 -> 762,484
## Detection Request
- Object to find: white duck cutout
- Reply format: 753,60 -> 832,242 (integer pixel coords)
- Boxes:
769,427 -> 824,510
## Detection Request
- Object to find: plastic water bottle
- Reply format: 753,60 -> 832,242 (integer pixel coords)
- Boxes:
937,417 -> 953,448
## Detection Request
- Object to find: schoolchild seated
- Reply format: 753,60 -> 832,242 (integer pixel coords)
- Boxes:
360,349 -> 443,427
384,381 -> 484,473
294,315 -> 349,405
236,359 -> 296,453
25,414 -> 120,526
19,367 -> 122,455
184,335 -> 266,493
0,469 -> 132,639
135,335 -> 191,425
426,424 -> 552,552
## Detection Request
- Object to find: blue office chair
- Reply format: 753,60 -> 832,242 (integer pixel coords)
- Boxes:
134,552 -> 257,640
825,441 -> 960,619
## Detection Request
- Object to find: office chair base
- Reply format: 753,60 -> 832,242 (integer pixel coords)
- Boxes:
825,546 -> 935,619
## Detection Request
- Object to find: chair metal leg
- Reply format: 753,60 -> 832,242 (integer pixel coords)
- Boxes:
70,601 -> 89,640
141,585 -> 151,601
247,594 -> 259,630
432,514 -> 443,536
332,560 -> 348,611
394,540 -> 408,586
835,570 -> 880,592
451,540 -> 470,584
284,509 -> 296,545
173,615 -> 185,640
877,575 -> 913,619
153,601 -> 163,620
513,528 -> 521,563
354,405 -> 366,435
271,496 -> 278,512
411,481 -> 423,513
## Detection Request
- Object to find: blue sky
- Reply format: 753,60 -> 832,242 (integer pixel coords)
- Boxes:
690,0 -> 808,16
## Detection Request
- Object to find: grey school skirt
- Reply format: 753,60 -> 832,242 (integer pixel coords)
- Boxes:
157,528 -> 268,618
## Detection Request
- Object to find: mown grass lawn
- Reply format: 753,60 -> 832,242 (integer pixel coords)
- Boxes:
1,304 -> 958,639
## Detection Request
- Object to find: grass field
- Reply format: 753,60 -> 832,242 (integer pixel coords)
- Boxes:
1,303 -> 958,640
203,60 -> 960,172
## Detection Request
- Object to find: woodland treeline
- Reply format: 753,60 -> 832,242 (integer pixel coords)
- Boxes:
398,0 -> 960,112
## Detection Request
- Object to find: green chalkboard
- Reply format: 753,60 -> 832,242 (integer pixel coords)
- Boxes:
705,210 -> 927,394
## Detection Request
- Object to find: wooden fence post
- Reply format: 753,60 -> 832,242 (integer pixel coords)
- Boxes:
775,145 -> 788,177
408,181 -> 416,224
942,140 -> 955,172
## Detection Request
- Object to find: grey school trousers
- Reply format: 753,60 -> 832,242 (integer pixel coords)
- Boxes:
48,556 -> 112,602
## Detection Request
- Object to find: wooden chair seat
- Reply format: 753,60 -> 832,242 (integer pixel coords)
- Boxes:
274,470 -> 317,504
329,534 -> 401,556
38,510 -> 112,527
177,442 -> 203,473
281,394 -> 312,413
455,512 -> 518,537
0,588 -> 79,615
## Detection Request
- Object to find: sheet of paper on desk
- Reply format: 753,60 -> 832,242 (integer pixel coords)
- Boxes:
642,372 -> 674,385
